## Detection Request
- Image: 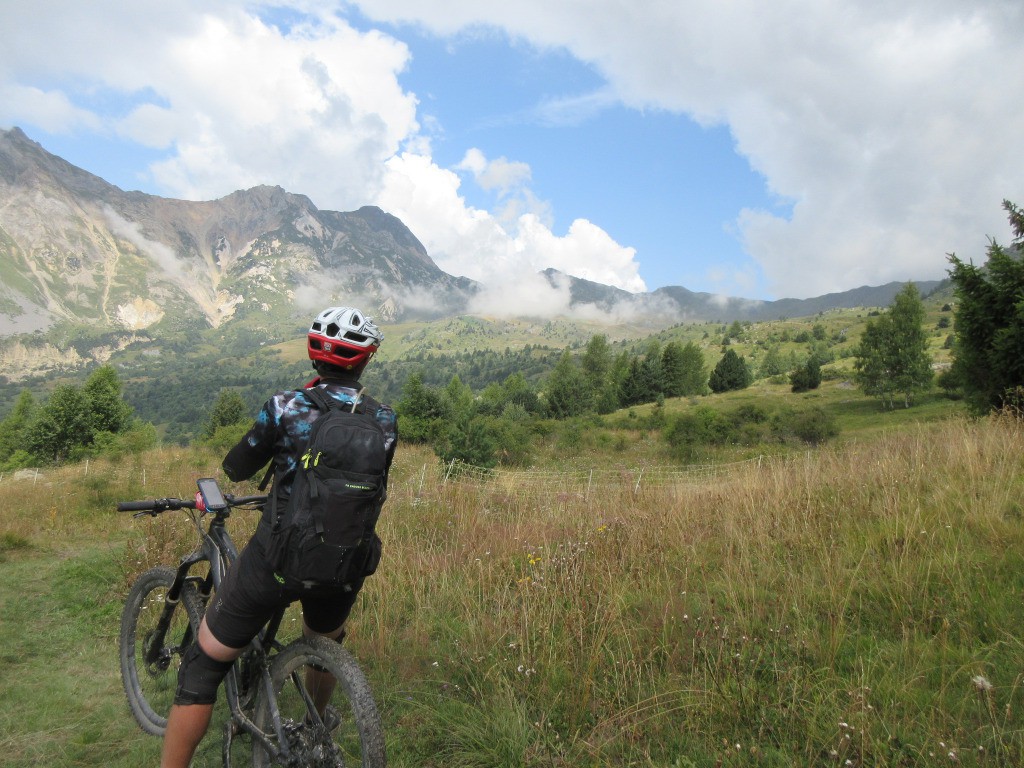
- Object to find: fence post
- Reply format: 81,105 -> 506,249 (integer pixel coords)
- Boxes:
634,468 -> 644,496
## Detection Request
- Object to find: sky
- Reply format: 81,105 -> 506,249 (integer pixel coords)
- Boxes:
1,1 -> 1021,313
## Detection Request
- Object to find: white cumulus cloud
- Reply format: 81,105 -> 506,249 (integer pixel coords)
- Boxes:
0,0 -> 647,314
349,0 -> 1024,298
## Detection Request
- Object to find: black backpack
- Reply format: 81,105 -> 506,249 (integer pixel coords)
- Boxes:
266,386 -> 388,592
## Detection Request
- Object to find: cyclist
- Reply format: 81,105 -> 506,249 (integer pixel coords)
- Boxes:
161,306 -> 398,768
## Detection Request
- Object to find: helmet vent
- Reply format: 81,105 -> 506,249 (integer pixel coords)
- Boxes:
325,323 -> 341,337
344,331 -> 368,344
311,321 -> 323,332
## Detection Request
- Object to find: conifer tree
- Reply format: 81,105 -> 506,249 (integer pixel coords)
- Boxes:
660,341 -> 687,398
708,349 -> 752,393
947,200 -> 1024,412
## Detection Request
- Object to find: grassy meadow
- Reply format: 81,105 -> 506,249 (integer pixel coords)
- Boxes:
2,396 -> 1024,767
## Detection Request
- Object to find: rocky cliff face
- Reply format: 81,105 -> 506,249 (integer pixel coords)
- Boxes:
0,127 -> 475,339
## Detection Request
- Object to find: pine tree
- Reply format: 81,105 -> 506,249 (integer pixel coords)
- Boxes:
395,371 -> 449,443
947,200 -> 1024,412
580,335 -> 618,412
758,346 -> 785,378
660,341 -> 687,398
708,349 -> 752,393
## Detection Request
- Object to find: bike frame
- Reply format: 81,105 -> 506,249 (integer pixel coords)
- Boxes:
140,500 -> 302,765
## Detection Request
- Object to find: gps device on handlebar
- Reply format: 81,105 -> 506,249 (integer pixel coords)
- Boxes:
196,477 -> 229,511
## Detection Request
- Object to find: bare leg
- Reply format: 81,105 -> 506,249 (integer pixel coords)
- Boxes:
160,618 -> 244,768
303,621 -> 345,717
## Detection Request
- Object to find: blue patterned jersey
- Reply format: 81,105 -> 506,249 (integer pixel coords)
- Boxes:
223,379 -> 398,513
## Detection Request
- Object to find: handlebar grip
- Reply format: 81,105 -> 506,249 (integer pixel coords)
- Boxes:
116,498 -> 195,513
117,500 -> 161,512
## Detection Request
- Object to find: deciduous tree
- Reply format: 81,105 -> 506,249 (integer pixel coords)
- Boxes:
853,283 -> 933,408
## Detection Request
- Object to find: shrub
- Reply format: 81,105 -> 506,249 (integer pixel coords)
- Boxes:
772,407 -> 839,445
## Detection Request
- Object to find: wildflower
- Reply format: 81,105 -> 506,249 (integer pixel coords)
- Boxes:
972,675 -> 993,693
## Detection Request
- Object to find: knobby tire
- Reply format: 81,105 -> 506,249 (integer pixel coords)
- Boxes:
251,636 -> 385,767
119,565 -> 205,736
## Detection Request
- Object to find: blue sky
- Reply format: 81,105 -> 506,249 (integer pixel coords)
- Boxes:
2,1 -> 1020,314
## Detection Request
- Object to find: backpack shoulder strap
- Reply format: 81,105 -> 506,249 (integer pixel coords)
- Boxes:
303,385 -> 334,413
258,386 -> 330,493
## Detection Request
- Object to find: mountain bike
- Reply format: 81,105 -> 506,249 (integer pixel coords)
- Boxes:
118,478 -> 386,767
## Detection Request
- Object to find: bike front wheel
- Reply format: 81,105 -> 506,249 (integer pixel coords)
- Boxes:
252,636 -> 385,767
119,565 -> 205,736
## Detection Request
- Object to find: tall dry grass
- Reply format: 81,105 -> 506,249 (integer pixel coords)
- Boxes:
2,416 -> 1023,766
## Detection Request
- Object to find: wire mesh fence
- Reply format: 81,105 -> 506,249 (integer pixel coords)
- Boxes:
433,455 -> 767,496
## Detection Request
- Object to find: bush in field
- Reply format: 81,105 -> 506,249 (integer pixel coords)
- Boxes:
436,413 -> 498,469
664,406 -> 738,460
790,356 -> 822,393
664,402 -> 840,460
771,406 -> 839,444
396,371 -> 451,443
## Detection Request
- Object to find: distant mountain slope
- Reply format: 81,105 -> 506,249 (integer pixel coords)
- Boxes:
0,126 -> 950,382
545,269 -> 943,323
0,127 -> 476,337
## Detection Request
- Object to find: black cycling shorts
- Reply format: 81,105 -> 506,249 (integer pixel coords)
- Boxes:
203,534 -> 364,650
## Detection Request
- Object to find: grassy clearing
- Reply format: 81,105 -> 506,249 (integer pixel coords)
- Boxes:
1,415 -> 1022,766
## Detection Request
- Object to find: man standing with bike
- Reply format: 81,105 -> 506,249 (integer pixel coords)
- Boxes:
161,306 -> 397,768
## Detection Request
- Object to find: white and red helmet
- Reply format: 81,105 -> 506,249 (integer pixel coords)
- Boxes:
307,307 -> 382,370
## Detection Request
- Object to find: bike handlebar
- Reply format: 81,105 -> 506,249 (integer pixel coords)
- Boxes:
116,494 -> 267,515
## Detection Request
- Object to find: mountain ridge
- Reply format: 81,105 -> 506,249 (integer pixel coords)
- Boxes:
0,126 -> 945,383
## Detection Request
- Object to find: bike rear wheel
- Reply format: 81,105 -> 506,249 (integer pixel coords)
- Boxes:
119,565 -> 205,736
252,636 -> 385,767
